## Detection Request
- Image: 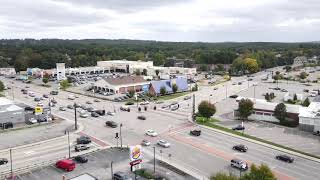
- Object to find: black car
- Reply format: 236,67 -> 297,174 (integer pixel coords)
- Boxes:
87,107 -> 95,112
95,110 -> 105,116
0,158 -> 8,165
232,125 -> 245,130
76,136 -> 91,144
1,122 -> 13,129
50,91 -> 58,95
74,155 -> 88,163
137,115 -> 146,120
105,121 -> 118,128
276,155 -> 294,163
24,106 -> 34,112
229,95 -> 238,98
190,130 -> 201,136
91,112 -> 100,117
113,172 -> 131,180
232,144 -> 248,152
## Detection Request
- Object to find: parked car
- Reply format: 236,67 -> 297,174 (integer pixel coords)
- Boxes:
86,107 -> 96,112
37,102 -> 44,107
232,144 -> 248,152
93,99 -> 100,102
171,104 -> 179,111
28,118 -> 37,124
74,103 -> 81,108
56,159 -> 76,171
86,101 -> 92,104
232,125 -> 245,130
80,113 -> 89,118
51,99 -> 57,104
59,106 -> 67,111
74,155 -> 88,163
184,96 -> 192,100
113,172 -> 131,180
43,94 -> 49,98
120,105 -> 130,112
230,159 -> 248,171
140,101 -> 149,105
80,105 -> 88,110
91,112 -> 100,117
229,95 -> 238,98
146,130 -> 158,137
313,131 -> 320,136
157,140 -> 170,148
190,130 -> 201,136
105,121 -> 118,128
75,144 -> 90,152
0,158 -> 8,165
107,111 -> 115,116
137,115 -> 146,120
68,95 -> 75,100
0,122 -> 13,129
24,106 -> 34,111
141,139 -> 151,146
67,105 -> 74,109
281,89 -> 288,92
276,155 -> 294,163
77,136 -> 91,144
95,110 -> 105,116
34,97 -> 42,102
50,91 -> 59,95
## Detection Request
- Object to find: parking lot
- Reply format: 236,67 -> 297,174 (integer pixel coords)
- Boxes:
16,148 -> 195,180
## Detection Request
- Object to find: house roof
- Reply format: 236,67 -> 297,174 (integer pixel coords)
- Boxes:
103,76 -> 147,86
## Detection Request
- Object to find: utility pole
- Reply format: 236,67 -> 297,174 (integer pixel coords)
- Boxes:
153,147 -> 156,173
10,149 -> 13,178
67,131 -> 71,158
111,161 -> 114,180
192,94 -> 195,121
120,124 -> 123,148
74,103 -> 78,130
225,84 -> 228,98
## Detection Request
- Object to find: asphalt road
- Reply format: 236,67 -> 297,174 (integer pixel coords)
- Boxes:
1,68 -> 320,180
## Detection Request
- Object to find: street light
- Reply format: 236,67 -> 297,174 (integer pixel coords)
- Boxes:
10,149 -> 13,178
119,123 -> 123,148
74,103 -> 78,130
153,147 -> 156,173
65,131 -> 71,158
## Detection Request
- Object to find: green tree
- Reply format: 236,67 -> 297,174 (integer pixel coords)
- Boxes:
198,101 -> 216,120
238,99 -> 254,120
128,89 -> 135,98
244,58 -> 259,74
135,69 -> 141,76
172,84 -> 178,93
274,103 -> 287,123
143,69 -> 147,76
210,172 -> 238,180
302,97 -> 310,107
160,86 -> 166,96
42,77 -> 49,85
285,66 -> 292,72
192,83 -> 198,91
299,72 -> 308,79
0,80 -> 4,92
240,164 -> 276,180
60,80 -> 70,90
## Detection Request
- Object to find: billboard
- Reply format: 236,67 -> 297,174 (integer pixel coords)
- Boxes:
34,106 -> 43,115
129,145 -> 142,161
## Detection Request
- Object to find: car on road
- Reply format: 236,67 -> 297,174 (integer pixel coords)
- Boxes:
120,105 -> 130,112
51,99 -> 57,104
91,112 -> 100,117
34,97 -> 42,102
230,159 -> 248,171
113,172 -> 131,180
232,125 -> 245,131
74,103 -> 81,108
59,106 -> 67,111
171,104 -> 179,111
274,87 -> 281,90
157,140 -> 170,148
86,101 -> 92,104
43,94 -> 49,98
137,115 -> 146,120
37,102 -> 44,107
141,139 -> 151,146
67,105 -> 74,109
24,106 -> 34,111
105,121 -> 118,128
0,158 -> 8,165
107,111 -> 115,116
75,144 -> 90,152
95,110 -> 105,116
146,130 -> 158,137
93,99 -> 100,102
80,113 -> 89,118
74,155 -> 88,163
276,155 -> 294,163
161,104 -> 169,109
50,91 -> 59,95
281,89 -> 288,92
184,96 -> 192,100
77,136 -> 91,144
229,95 -> 238,98
140,101 -> 149,105
56,159 -> 76,171
190,130 -> 201,136
232,144 -> 248,152
68,95 -> 75,100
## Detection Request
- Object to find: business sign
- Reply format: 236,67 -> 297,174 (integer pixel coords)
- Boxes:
34,106 -> 43,115
129,145 -> 142,161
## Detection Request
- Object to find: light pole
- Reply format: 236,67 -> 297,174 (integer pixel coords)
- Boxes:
111,161 -> 114,179
225,84 -> 228,98
10,149 -> 13,178
120,123 -> 123,148
11,81 -> 14,100
67,131 -> 71,158
153,147 -> 156,173
74,103 -> 78,130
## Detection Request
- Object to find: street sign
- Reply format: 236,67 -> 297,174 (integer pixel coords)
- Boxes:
34,106 -> 43,115
129,159 -> 142,166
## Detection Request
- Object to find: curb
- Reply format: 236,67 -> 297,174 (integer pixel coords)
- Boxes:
197,123 -> 320,163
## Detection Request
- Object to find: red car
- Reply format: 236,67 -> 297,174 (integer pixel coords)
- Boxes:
56,159 -> 76,171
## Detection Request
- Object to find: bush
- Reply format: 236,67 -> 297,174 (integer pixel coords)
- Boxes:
125,101 -> 134,105
134,169 -> 154,179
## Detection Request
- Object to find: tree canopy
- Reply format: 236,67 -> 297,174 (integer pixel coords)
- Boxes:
238,99 -> 254,120
198,101 -> 216,119
274,103 -> 287,122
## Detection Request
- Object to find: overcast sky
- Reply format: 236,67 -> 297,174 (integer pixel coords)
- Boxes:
1,0 -> 319,42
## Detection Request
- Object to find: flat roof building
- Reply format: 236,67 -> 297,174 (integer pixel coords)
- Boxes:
0,97 -> 24,126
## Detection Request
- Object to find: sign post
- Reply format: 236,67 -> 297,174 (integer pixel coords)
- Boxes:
129,145 -> 142,172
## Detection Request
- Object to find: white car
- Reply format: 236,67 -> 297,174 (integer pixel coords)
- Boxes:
140,101 -> 149,105
80,113 -> 89,118
146,130 -> 158,137
68,95 -> 75,100
37,102 -> 44,107
107,111 -> 115,116
28,118 -> 37,124
157,140 -> 170,148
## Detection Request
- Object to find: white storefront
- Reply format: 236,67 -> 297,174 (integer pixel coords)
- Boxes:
299,102 -> 320,132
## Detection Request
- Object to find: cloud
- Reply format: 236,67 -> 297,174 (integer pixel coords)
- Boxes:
0,0 -> 319,41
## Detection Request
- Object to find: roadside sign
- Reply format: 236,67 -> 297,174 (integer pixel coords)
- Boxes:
35,106 -> 43,115
129,145 -> 142,161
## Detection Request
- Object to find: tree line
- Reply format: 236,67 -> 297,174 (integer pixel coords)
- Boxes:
0,39 -> 319,72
